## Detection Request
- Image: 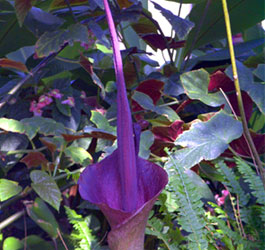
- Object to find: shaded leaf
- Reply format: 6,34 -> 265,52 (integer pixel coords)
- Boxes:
0,58 -> 28,72
30,170 -> 61,211
49,0 -> 88,10
253,64 -> 265,81
0,179 -> 22,202
180,69 -> 226,107
225,61 -> 265,114
0,118 -> 25,133
25,198 -> 59,238
139,130 -> 154,159
79,53 -> 105,99
185,0 -> 265,54
35,23 -> 89,58
14,0 -> 34,26
90,111 -> 116,134
152,1 -> 194,39
132,91 -> 179,122
64,146 -> 92,166
140,34 -> 185,51
20,152 -> 48,168
172,110 -> 243,169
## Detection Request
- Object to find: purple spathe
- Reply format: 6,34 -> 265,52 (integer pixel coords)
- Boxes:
78,0 -> 168,249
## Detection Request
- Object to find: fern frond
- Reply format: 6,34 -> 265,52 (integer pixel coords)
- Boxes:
64,206 -> 94,250
165,151 -> 208,250
216,160 -> 249,206
235,158 -> 265,205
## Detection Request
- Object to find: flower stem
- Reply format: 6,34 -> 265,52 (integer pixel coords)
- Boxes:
221,0 -> 265,188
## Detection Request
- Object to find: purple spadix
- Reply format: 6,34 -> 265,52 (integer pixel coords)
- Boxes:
78,1 -> 168,249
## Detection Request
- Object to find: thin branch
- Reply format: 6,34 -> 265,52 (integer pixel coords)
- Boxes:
221,0 -> 265,188
0,210 -> 25,231
64,0 -> 78,23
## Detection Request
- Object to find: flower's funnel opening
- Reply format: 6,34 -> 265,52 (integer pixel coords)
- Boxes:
78,0 -> 168,249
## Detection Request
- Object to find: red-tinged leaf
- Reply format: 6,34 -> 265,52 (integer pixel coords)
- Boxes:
208,69 -> 234,92
14,0 -> 34,26
20,152 -> 48,168
132,79 -> 165,121
140,34 -> 185,51
39,138 -> 57,154
117,0 -> 134,8
62,132 -> 116,142
131,16 -> 158,35
151,120 -> 184,156
124,56 -> 141,86
49,0 -> 87,10
230,131 -> 265,157
0,58 -> 28,72
79,53 -> 105,98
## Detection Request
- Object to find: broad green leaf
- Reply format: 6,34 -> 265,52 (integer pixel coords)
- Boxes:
139,130 -> 154,159
180,69 -> 226,107
225,61 -> 265,114
3,237 -> 23,250
172,110 -> 243,169
0,179 -> 22,201
64,146 -> 92,166
152,1 -> 194,39
30,170 -> 61,211
132,91 -> 180,121
35,23 -> 89,57
185,0 -> 265,55
0,118 -> 25,133
26,198 -> 59,238
21,116 -> 66,139
0,10 -> 36,57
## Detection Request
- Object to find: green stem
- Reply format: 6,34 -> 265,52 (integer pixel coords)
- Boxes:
0,210 -> 26,231
221,0 -> 265,188
7,147 -> 47,155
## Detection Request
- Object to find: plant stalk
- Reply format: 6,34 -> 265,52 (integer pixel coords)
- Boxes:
221,0 -> 265,188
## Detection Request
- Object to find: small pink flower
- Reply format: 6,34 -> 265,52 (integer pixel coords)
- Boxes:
33,108 -> 43,116
29,101 -> 43,116
61,97 -> 75,107
29,100 -> 37,112
222,190 -> 229,197
38,95 -> 53,107
49,89 -> 63,99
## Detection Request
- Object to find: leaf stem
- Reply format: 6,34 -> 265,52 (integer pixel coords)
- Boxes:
221,0 -> 265,188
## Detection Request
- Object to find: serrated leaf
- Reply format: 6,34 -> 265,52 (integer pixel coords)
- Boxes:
21,116 -> 66,138
172,110 -> 243,169
180,69 -> 226,107
152,1 -> 194,39
225,61 -> 265,114
0,58 -> 28,72
35,23 -> 89,57
64,146 -> 92,166
20,152 -> 48,168
0,118 -> 26,133
0,179 -> 22,201
14,0 -> 34,26
26,198 -> 59,238
30,170 -> 61,211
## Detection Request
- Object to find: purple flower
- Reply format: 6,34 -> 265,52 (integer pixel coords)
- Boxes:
78,1 -> 168,249
61,97 -> 75,107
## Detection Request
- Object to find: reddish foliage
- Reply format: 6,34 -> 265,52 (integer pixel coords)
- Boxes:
20,152 -> 48,168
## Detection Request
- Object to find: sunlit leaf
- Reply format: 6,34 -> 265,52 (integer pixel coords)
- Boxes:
30,170 -> 61,211
0,118 -> 25,133
64,146 -> 92,166
0,179 -> 22,202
